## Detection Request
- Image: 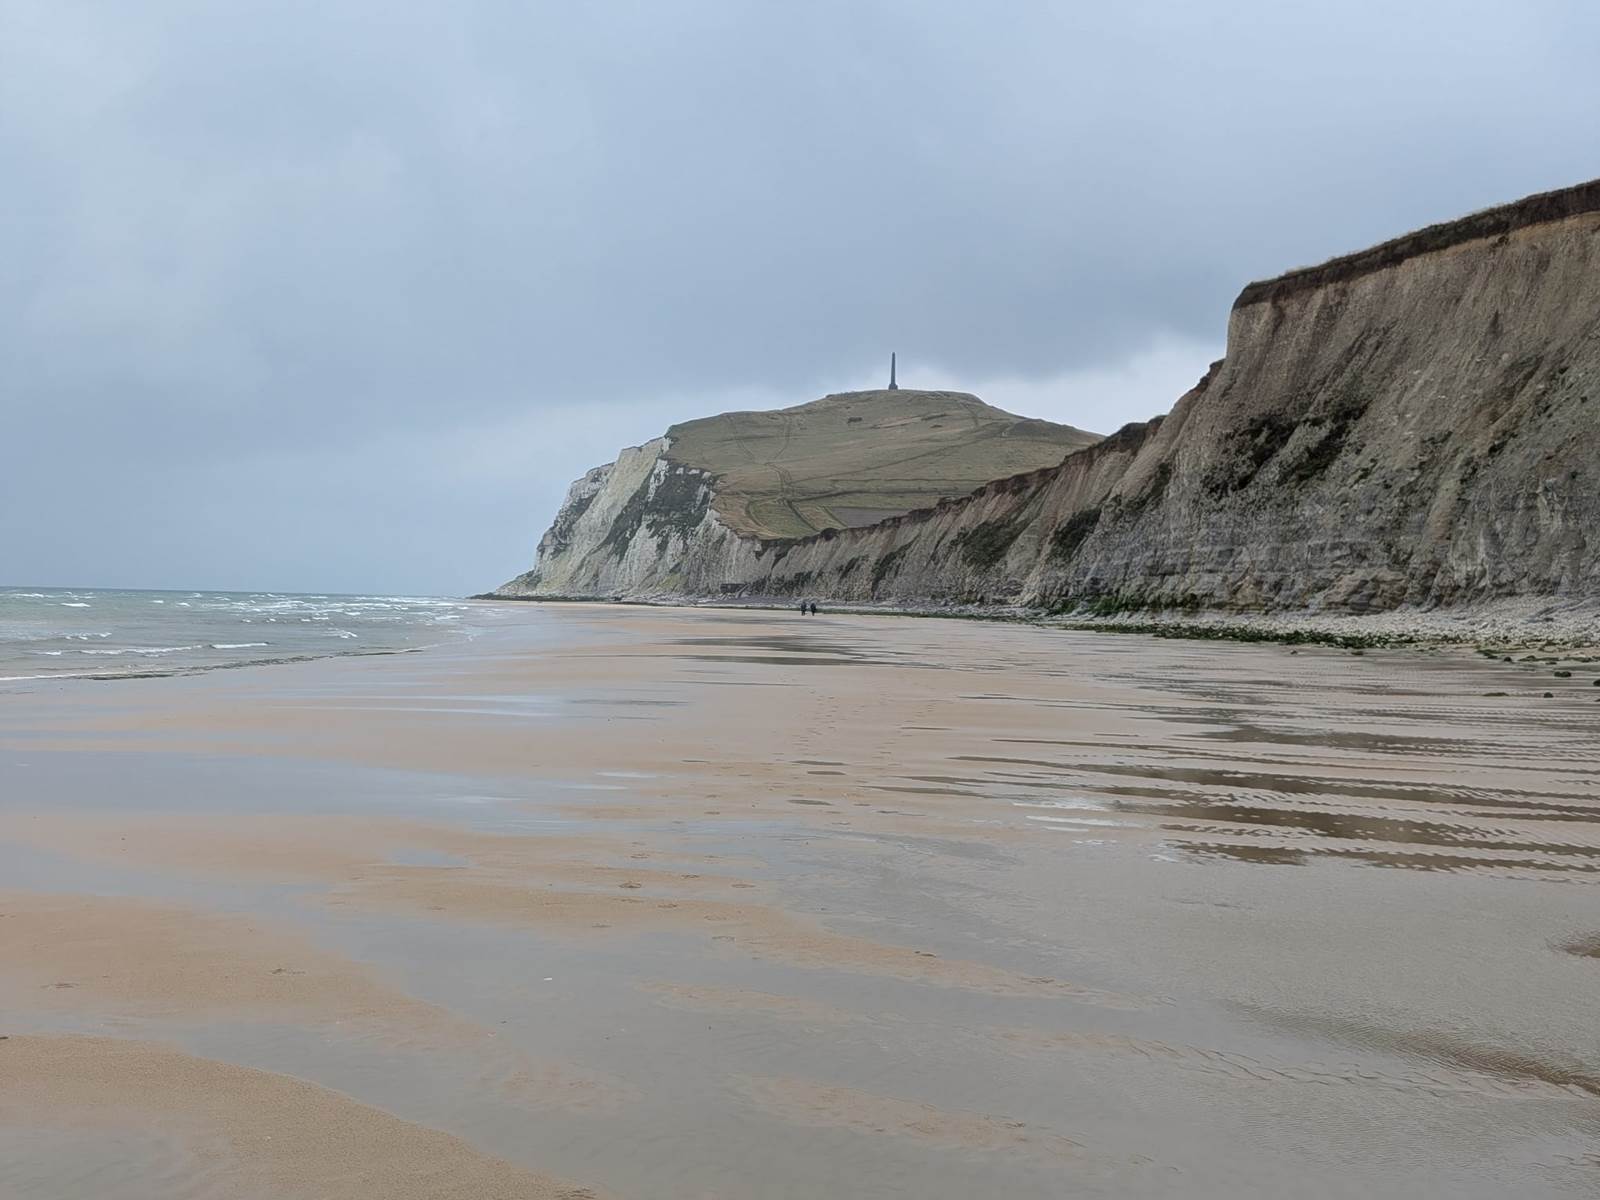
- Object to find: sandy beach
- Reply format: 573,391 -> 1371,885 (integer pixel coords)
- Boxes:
1,603 -> 1597,1198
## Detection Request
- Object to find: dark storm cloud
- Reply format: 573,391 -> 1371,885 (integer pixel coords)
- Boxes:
4,0 -> 1598,592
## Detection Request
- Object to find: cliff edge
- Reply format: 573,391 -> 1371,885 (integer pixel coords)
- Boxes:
493,390 -> 1097,598
492,178 -> 1600,621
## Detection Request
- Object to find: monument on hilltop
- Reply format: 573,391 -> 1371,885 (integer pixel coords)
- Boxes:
888,353 -> 898,390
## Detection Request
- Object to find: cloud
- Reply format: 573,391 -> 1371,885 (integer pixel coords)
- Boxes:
843,337 -> 1221,438
4,1 -> 1598,591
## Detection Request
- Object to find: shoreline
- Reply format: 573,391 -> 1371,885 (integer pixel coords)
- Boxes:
473,592 -> 1600,653
0,643 -> 434,686
0,587 -> 484,688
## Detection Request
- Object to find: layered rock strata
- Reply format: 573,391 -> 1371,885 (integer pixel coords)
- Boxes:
495,391 -> 1096,598
495,179 -> 1600,616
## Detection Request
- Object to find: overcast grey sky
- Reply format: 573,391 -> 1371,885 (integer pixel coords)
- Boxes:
4,1 -> 1597,594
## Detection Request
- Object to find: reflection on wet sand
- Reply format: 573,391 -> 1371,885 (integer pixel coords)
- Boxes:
1,1036 -> 602,1200
945,718 -> 1600,872
1232,1007 -> 1600,1100
1559,933 -> 1600,959
737,1076 -> 1086,1162
1,604 -> 1597,1199
994,1026 -> 1596,1103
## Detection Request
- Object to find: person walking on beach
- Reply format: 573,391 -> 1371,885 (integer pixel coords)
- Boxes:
798,600 -> 809,616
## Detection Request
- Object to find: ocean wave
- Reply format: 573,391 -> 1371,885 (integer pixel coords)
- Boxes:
0,671 -> 98,681
78,645 -> 202,656
0,642 -> 429,686
0,591 -> 476,688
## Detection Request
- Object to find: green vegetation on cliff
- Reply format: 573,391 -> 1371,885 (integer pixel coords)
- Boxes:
665,389 -> 1097,539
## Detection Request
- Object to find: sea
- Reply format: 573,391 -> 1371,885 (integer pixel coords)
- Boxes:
0,587 -> 488,683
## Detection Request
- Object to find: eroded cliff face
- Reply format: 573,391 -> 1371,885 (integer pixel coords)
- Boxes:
495,179 -> 1600,615
495,438 -> 741,597
1038,183 -> 1600,613
494,390 -> 1094,598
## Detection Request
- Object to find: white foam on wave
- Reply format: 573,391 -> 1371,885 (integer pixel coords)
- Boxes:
0,671 -> 96,681
79,645 -> 202,656
4,590 -> 476,686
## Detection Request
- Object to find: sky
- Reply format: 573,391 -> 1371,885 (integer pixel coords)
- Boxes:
4,1 -> 1598,595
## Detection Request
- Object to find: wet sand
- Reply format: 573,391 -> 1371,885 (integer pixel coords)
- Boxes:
1,603 -> 1597,1197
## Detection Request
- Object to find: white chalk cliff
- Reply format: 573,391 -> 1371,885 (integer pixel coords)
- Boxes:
494,179 -> 1600,617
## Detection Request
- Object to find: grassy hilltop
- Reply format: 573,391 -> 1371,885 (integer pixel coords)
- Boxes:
666,389 -> 1099,539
